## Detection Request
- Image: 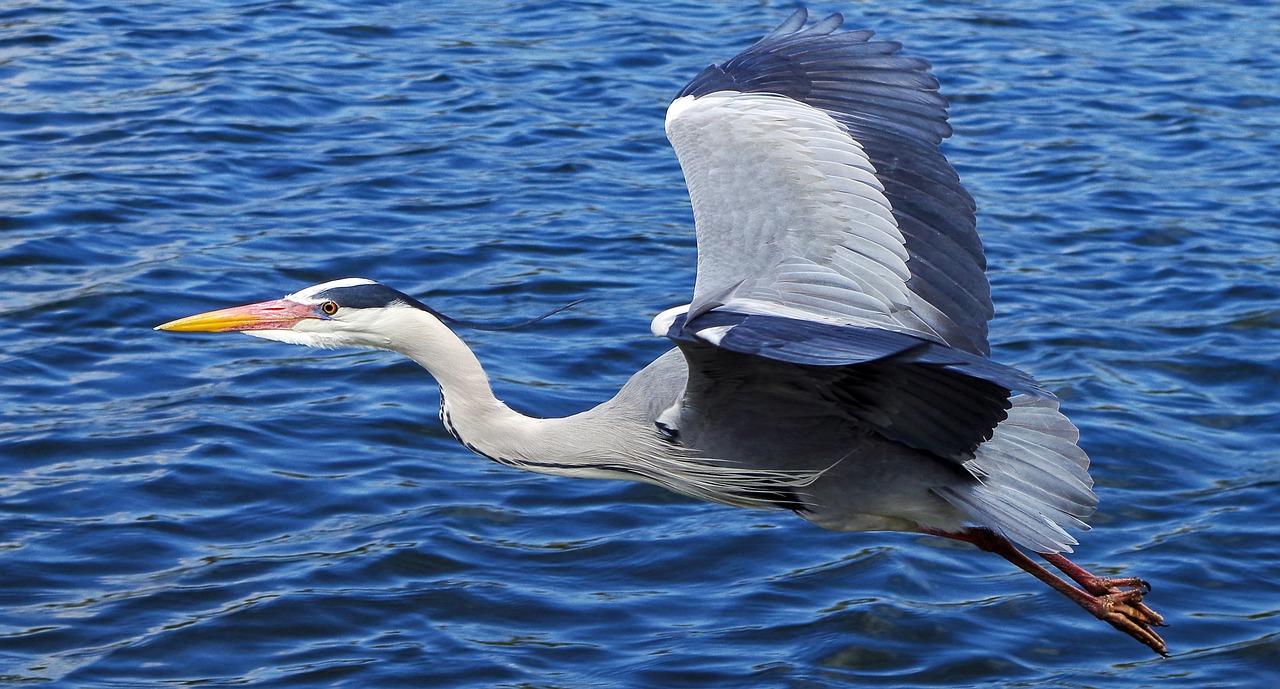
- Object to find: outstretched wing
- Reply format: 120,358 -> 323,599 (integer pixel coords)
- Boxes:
658,11 -> 1095,552
666,8 -> 990,356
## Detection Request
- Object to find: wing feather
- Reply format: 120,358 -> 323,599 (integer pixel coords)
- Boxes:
668,8 -> 988,353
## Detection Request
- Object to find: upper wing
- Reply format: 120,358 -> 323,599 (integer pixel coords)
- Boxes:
666,8 -> 990,355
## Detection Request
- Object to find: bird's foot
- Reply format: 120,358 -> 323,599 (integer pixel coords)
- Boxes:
1078,581 -> 1168,656
1039,552 -> 1168,656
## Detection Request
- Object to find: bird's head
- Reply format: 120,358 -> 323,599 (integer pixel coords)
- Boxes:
155,277 -> 439,350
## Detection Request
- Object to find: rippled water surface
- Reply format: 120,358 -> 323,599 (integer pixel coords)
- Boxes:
3,1 -> 1279,686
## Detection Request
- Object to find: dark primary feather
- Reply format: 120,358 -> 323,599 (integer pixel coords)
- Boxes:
666,310 -> 1044,458
677,8 -> 990,355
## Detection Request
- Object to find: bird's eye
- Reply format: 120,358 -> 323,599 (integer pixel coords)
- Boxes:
320,301 -> 339,316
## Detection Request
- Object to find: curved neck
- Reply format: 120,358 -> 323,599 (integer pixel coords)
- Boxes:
372,307 -> 625,476
378,308 -> 529,443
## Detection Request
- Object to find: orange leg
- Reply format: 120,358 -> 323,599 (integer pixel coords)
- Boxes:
926,527 -> 1168,656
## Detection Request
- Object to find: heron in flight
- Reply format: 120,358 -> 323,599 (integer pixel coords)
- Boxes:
158,9 -> 1167,655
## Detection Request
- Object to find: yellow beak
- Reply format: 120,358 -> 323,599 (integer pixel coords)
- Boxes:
155,299 -> 320,332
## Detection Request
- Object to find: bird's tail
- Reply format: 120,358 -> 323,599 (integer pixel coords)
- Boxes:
935,394 -> 1097,554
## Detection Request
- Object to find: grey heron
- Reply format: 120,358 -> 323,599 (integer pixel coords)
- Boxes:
158,9 -> 1167,655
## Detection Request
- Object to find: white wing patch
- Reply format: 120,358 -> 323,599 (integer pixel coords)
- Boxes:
666,92 -> 946,342
650,303 -> 690,337
691,324 -> 733,346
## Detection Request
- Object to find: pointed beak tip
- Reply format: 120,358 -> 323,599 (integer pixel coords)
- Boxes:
154,317 -> 187,332
153,319 -> 197,332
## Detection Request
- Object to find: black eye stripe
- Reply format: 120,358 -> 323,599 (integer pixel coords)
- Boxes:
311,283 -> 435,314
313,284 -> 408,309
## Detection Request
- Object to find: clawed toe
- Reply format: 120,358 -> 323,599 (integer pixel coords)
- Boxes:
1081,575 -> 1151,596
1098,582 -> 1165,627
1095,587 -> 1168,655
1103,609 -> 1168,656
1035,550 -> 1169,655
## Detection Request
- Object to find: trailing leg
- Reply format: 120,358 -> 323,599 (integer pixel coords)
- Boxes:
926,527 -> 1168,656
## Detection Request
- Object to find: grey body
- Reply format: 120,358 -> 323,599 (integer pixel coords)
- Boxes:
547,343 -> 1087,550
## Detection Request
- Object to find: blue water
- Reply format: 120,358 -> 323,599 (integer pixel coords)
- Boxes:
3,0 -> 1279,685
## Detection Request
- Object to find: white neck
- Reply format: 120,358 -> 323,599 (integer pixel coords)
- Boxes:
365,307 -> 643,480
